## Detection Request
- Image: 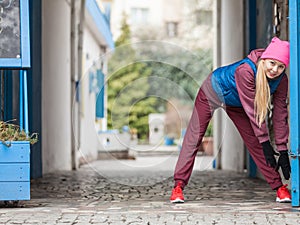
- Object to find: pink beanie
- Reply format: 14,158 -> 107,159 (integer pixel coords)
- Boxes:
260,37 -> 290,67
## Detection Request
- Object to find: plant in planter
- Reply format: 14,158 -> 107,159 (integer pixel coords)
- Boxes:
204,122 -> 213,138
0,120 -> 38,145
164,132 -> 177,146
0,120 -> 38,205
199,121 -> 214,156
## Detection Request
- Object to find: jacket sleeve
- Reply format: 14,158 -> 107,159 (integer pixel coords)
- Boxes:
272,75 -> 289,151
235,65 -> 270,143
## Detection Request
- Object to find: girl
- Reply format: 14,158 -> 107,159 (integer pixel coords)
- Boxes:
170,37 -> 291,203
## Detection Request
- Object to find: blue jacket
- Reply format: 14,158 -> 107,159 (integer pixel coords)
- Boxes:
211,57 -> 283,107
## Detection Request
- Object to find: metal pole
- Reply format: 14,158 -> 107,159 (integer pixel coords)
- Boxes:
23,70 -> 29,134
70,0 -> 77,170
289,0 -> 300,207
19,70 -> 23,130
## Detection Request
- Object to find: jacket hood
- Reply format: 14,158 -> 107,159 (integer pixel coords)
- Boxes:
247,49 -> 265,64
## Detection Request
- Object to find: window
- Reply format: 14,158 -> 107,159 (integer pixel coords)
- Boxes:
166,22 -> 178,37
195,10 -> 212,26
131,8 -> 149,24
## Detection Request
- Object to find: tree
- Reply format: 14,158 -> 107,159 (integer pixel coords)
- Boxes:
114,13 -> 131,47
108,10 -> 213,140
107,14 -> 157,140
140,45 -> 213,111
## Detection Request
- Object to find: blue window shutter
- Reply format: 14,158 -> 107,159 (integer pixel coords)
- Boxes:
96,70 -> 105,118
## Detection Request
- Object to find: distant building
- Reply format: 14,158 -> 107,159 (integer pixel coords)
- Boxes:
110,0 -> 213,50
148,113 -> 165,145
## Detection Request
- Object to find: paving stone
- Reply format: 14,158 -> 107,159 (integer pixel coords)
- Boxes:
0,155 -> 299,224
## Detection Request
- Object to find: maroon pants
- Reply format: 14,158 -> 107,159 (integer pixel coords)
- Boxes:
174,79 -> 283,190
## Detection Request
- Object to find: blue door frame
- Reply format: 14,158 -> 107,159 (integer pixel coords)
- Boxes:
289,0 -> 300,207
246,0 -> 258,178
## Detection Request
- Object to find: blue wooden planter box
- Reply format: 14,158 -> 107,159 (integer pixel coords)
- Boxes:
0,141 -> 30,201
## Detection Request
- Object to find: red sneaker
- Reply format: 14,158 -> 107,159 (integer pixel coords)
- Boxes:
170,183 -> 184,203
276,184 -> 291,203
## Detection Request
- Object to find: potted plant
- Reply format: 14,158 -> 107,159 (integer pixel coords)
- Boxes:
0,120 -> 38,205
164,133 -> 176,146
199,121 -> 213,156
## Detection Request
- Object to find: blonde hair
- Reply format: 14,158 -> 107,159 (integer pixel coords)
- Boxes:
254,60 -> 271,127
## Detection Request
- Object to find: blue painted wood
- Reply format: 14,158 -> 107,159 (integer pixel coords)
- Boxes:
0,0 -> 30,68
96,69 -> 105,118
20,0 -> 31,68
245,0 -> 257,178
0,164 -> 30,181
27,0 -> 43,179
0,59 -> 22,68
0,142 -> 30,200
289,0 -> 300,207
0,182 -> 30,200
23,70 -> 29,134
247,154 -> 257,178
0,142 -> 30,163
20,70 -> 24,130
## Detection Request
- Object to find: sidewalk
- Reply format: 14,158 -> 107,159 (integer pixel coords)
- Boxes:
0,154 -> 299,224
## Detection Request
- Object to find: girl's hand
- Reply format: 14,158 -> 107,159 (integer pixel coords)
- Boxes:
276,150 -> 291,180
262,141 -> 279,168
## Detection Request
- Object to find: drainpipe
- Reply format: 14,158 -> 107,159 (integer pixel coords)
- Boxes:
213,0 -> 222,169
76,0 -> 85,168
70,0 -> 77,170
70,0 -> 86,170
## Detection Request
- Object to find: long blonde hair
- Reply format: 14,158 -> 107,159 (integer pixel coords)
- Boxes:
254,60 -> 271,127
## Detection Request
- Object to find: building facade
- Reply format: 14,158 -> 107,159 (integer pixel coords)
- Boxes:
0,0 -> 114,177
110,0 -> 213,50
41,0 -> 114,174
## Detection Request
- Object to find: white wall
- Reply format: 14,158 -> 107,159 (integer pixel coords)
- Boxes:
42,0 -> 72,173
79,24 -> 104,163
41,0 -> 113,172
148,113 -> 165,145
219,0 -> 245,172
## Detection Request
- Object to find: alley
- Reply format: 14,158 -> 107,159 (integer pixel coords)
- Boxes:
0,154 -> 300,224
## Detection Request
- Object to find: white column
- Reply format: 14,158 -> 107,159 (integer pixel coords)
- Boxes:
212,0 -> 222,169
42,0 -> 72,173
219,0 -> 245,172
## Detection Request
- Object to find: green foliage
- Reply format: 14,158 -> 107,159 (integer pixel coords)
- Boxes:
140,47 -> 213,109
146,61 -> 199,105
107,15 -> 157,140
137,42 -> 212,102
115,13 -> 131,47
0,120 -> 38,145
107,14 -> 214,141
128,97 -> 157,139
204,121 -> 213,137
107,61 -> 157,139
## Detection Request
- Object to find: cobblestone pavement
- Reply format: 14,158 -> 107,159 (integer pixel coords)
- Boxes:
0,154 -> 300,224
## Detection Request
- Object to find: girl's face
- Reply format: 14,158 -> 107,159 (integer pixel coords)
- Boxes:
264,59 -> 286,79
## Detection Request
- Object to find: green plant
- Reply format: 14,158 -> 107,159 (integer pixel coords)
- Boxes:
0,120 -> 38,145
204,121 -> 213,137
